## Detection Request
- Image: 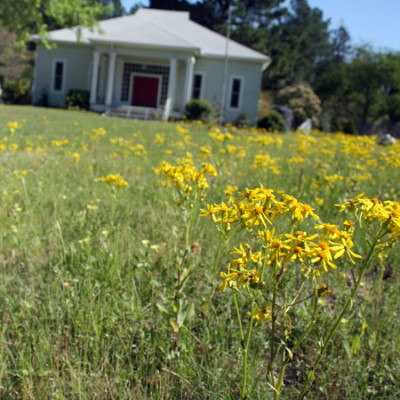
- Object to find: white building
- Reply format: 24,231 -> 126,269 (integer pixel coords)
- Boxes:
32,8 -> 270,124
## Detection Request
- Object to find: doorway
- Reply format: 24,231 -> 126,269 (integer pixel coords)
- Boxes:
131,75 -> 160,107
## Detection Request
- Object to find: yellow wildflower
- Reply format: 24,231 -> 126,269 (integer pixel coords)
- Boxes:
248,306 -> 271,326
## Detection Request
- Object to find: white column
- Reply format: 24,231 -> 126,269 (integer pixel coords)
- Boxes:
183,56 -> 195,105
105,50 -> 117,107
164,57 -> 177,120
89,50 -> 101,106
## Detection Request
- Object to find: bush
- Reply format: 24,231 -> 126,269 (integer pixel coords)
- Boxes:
184,99 -> 213,123
257,110 -> 286,132
65,89 -> 90,110
37,89 -> 48,107
1,78 -> 32,104
343,121 -> 357,135
276,82 -> 322,128
331,117 -> 343,132
234,112 -> 250,128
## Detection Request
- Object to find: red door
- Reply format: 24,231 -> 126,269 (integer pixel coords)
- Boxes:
131,76 -> 159,107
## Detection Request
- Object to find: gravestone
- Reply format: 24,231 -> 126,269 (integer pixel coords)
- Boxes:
379,133 -> 396,145
297,118 -> 312,135
270,105 -> 293,131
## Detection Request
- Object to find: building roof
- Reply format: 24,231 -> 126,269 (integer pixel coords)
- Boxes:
46,8 -> 269,63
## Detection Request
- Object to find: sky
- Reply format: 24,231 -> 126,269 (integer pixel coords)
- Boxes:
121,0 -> 400,52
307,0 -> 400,52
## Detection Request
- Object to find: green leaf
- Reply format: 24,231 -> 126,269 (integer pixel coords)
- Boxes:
306,370 -> 315,383
156,303 -> 168,314
169,318 -> 179,334
177,310 -> 187,328
187,302 -> 196,323
351,334 -> 361,355
284,344 -> 293,360
180,267 -> 190,283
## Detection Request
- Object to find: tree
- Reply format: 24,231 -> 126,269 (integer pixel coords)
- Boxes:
148,0 -> 226,32
0,26 -> 33,81
346,48 -> 386,132
331,26 -> 351,64
312,26 -> 352,131
264,0 -> 332,89
0,0 -> 108,46
378,52 -> 400,131
148,0 -> 287,38
0,25 -> 35,104
314,25 -> 351,98
149,0 -> 191,11
276,81 -> 322,128
229,0 -> 287,50
94,0 -> 125,18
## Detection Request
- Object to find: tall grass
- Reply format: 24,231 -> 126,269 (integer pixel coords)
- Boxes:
0,105 -> 399,399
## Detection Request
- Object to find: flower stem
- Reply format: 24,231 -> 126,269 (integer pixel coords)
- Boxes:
268,263 -> 278,392
234,292 -> 245,343
241,302 -> 255,399
297,232 -> 380,399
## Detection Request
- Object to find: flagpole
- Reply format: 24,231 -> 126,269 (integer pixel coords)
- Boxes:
219,5 -> 232,128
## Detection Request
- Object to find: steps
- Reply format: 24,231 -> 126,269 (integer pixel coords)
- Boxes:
106,105 -> 165,120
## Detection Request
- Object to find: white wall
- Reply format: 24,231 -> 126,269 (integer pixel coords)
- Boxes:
194,57 -> 263,125
33,44 -> 92,107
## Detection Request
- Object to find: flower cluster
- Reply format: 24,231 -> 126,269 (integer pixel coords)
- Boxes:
336,195 -> 400,242
202,184 -> 364,324
72,153 -> 80,163
7,122 -> 19,134
251,153 -> 281,175
51,139 -> 69,147
97,174 -> 129,188
155,159 -> 217,199
91,127 -> 106,141
201,185 -> 320,234
208,127 -> 233,142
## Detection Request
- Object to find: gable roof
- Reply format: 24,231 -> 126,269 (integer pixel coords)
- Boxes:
45,8 -> 269,63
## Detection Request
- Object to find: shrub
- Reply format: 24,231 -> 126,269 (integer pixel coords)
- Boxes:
331,117 -> 343,132
1,78 -> 32,104
184,99 -> 213,123
234,112 -> 250,128
343,120 -> 357,135
37,89 -> 48,107
65,89 -> 90,110
276,82 -> 322,128
257,110 -> 286,132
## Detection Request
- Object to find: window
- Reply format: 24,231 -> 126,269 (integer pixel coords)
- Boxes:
192,73 -> 203,99
53,60 -> 65,92
229,77 -> 243,109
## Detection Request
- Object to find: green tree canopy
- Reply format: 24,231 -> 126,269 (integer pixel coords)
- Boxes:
378,52 -> 400,129
264,0 -> 332,89
0,0 -> 109,46
94,0 -> 125,18
346,48 -> 386,131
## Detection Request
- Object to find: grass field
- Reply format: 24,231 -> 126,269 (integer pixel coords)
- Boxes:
0,105 -> 400,399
